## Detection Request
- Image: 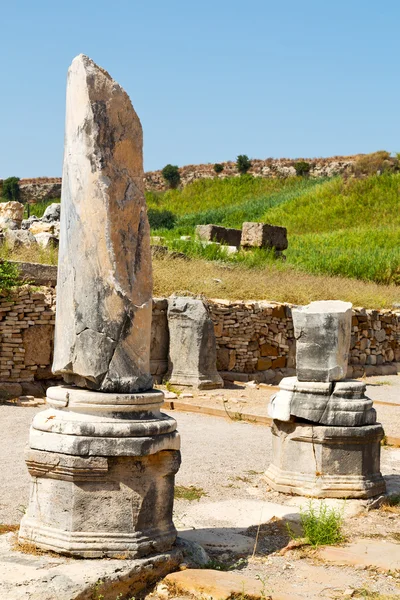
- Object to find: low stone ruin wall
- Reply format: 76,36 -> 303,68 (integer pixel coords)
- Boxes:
0,290 -> 398,388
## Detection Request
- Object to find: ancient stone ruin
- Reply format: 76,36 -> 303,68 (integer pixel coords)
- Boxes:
168,296 -> 223,389
19,55 -> 181,560
265,300 -> 385,498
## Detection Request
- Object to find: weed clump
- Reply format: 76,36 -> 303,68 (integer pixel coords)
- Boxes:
295,501 -> 344,547
162,164 -> 181,189
214,163 -> 224,174
174,485 -> 207,501
295,160 -> 311,176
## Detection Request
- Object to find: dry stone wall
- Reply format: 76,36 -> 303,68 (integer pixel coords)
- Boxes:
0,290 -> 398,386
1,155 -> 358,201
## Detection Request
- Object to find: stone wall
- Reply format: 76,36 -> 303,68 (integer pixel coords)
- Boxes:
0,290 -> 398,386
0,155 -> 359,201
209,300 -> 400,380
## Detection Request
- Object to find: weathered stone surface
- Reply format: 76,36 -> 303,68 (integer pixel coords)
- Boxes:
195,224 -> 242,247
19,448 -> 181,558
42,202 -> 61,222
168,297 -> 223,389
52,54 -> 152,393
293,300 -> 352,382
23,324 -> 53,367
269,376 -> 376,426
0,533 -> 182,600
1,229 -> 37,250
151,297 -> 169,382
9,261 -> 57,286
241,222 -> 288,250
0,201 -> 24,229
29,221 -> 55,234
164,569 -> 266,600
34,232 -> 59,248
265,420 -> 386,498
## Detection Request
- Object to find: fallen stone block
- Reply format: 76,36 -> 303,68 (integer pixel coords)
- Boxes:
0,229 -> 37,250
0,201 -> 24,230
241,221 -> 288,250
196,224 -> 242,247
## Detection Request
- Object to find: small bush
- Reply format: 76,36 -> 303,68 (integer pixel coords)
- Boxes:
236,154 -> 252,175
0,261 -> 21,292
351,151 -> 399,177
162,164 -> 181,189
297,500 -> 344,547
174,485 -> 207,501
214,163 -> 224,174
147,208 -> 176,230
295,161 -> 311,177
2,177 -> 21,201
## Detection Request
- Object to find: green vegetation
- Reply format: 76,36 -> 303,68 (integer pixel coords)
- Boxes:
236,154 -> 252,174
2,177 -> 20,201
146,167 -> 400,288
292,500 -> 344,547
161,163 -> 181,189
24,198 -> 60,219
0,260 -> 21,292
174,485 -> 207,501
294,160 -> 311,176
214,162 -> 224,174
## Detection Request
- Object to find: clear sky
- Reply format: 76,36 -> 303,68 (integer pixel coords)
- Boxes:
0,0 -> 398,177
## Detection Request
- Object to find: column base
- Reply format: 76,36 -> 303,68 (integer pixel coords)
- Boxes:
265,420 -> 386,499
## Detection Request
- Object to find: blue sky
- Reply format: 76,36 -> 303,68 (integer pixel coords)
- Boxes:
0,0 -> 398,177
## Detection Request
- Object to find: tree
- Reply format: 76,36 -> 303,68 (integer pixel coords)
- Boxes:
2,177 -> 21,201
294,161 -> 311,177
213,163 -> 224,174
161,164 -> 181,189
236,155 -> 251,175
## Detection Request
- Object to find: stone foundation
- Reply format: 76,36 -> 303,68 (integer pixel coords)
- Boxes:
265,420 -> 386,499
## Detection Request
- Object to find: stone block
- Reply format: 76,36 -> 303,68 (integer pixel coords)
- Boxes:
41,202 -> 61,222
195,224 -> 242,247
293,300 -> 352,381
257,357 -> 272,370
168,297 -> 223,389
34,232 -> 59,249
241,222 -> 288,250
23,324 -> 53,367
9,261 -> 57,286
0,201 -> 24,229
265,420 -> 386,498
150,297 -> 169,380
1,229 -> 37,250
271,376 -> 377,426
19,448 -> 181,558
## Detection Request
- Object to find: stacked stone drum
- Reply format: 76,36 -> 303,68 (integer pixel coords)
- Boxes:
265,300 -> 385,498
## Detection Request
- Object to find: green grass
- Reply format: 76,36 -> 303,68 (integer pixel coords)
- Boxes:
174,485 -> 207,501
24,198 -> 60,219
293,500 -> 344,548
147,172 -> 400,286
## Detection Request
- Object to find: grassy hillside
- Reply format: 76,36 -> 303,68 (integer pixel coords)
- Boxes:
147,173 -> 400,287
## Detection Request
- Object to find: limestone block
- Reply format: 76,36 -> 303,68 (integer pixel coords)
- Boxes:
195,224 -> 242,247
272,376 -> 376,426
0,201 -> 24,229
150,298 -> 169,381
168,297 -> 223,389
52,54 -> 153,393
1,229 -> 37,250
23,324 -> 53,367
34,232 -> 59,248
265,420 -> 386,498
42,202 -> 61,222
19,448 -> 181,558
293,300 -> 352,381
30,221 -> 55,234
241,222 -> 288,250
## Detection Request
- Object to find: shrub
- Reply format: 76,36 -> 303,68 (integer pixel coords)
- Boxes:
0,260 -> 21,292
147,208 -> 176,230
351,151 -> 399,177
236,155 -> 252,175
295,161 -> 311,176
2,177 -> 21,201
214,163 -> 224,174
297,500 -> 344,547
161,164 -> 181,189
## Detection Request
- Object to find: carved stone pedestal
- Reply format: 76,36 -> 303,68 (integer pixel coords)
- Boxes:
19,386 -> 181,558
265,420 -> 386,499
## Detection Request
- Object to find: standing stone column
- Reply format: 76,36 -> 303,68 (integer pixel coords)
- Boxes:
19,55 -> 181,559
265,301 -> 385,498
